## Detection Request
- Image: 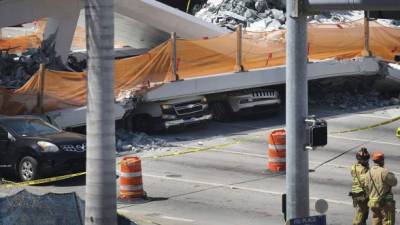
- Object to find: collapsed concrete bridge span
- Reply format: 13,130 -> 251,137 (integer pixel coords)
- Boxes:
0,0 -> 227,62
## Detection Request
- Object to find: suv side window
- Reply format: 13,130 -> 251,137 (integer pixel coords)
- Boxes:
0,126 -> 8,140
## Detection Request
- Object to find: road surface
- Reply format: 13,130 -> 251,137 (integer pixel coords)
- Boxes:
1,105 -> 399,225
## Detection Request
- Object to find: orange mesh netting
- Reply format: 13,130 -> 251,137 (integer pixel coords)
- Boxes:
0,19 -> 399,115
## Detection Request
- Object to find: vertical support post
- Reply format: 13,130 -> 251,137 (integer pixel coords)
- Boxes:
362,11 -> 372,57
234,24 -> 244,72
285,0 -> 309,221
85,0 -> 117,224
171,32 -> 180,81
186,0 -> 192,13
37,63 -> 45,114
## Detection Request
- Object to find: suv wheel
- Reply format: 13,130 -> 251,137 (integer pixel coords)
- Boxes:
210,101 -> 233,122
19,156 -> 38,181
132,114 -> 153,133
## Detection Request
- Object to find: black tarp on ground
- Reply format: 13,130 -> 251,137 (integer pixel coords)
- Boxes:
0,190 -> 84,225
0,190 -> 136,225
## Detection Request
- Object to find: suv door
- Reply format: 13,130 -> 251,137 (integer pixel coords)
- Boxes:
0,126 -> 10,169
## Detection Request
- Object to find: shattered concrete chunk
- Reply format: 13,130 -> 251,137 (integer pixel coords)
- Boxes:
221,10 -> 247,22
196,0 -> 399,32
309,76 -> 400,112
255,0 -> 268,13
116,129 -> 176,153
244,9 -> 258,19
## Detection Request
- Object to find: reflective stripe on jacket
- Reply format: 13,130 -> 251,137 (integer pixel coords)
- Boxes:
351,163 -> 368,193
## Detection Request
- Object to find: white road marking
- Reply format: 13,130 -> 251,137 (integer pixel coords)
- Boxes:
227,134 -> 400,147
161,216 -> 194,222
214,149 -> 266,158
329,135 -> 400,146
352,113 -> 393,120
144,173 -> 400,213
210,149 -> 400,176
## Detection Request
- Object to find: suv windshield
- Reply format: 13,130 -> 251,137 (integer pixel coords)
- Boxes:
1,119 -> 61,137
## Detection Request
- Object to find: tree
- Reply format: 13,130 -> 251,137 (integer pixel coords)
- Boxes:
85,0 -> 116,224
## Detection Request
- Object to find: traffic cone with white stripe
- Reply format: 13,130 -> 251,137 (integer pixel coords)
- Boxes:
119,156 -> 145,200
267,129 -> 286,172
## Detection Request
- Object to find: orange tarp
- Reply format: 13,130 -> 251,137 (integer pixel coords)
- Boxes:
0,20 -> 124,52
0,19 -> 399,115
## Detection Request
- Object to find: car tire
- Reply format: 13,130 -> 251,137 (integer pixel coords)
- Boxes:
19,156 -> 39,182
210,101 -> 233,122
132,114 -> 158,133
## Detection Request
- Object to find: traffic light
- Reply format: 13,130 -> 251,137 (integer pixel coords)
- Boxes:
305,116 -> 328,149
369,11 -> 400,20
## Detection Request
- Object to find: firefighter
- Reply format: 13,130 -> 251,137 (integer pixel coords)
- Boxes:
350,147 -> 370,225
365,151 -> 398,225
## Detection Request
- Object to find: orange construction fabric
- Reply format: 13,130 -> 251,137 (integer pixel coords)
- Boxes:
0,19 -> 399,115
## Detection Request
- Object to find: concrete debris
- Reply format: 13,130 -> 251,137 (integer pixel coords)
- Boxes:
116,129 -> 176,153
376,19 -> 400,27
197,0 -> 287,31
116,89 -> 141,110
308,11 -> 364,24
0,33 -> 66,89
196,1 -> 399,31
309,76 -> 400,111
255,0 -> 268,13
67,52 -> 87,72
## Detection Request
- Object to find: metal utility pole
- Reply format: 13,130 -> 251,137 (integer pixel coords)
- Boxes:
285,0 -> 309,220
85,0 -> 117,224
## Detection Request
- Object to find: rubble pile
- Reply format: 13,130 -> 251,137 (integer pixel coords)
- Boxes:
196,1 -> 400,31
116,129 -> 176,153
196,0 -> 287,31
309,77 -> 400,111
0,34 -> 65,89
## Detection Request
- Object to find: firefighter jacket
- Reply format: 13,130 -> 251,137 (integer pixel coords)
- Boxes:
365,165 -> 398,207
351,163 -> 368,194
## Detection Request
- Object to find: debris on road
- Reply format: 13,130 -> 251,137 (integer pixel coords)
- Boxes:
116,130 -> 177,154
309,76 -> 400,111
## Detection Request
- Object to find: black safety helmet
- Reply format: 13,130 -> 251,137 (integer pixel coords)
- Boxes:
356,147 -> 370,161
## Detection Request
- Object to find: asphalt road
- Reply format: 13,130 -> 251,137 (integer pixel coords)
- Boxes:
1,105 -> 399,225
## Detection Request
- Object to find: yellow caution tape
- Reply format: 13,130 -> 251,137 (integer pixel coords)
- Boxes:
0,172 -> 86,188
331,116 -> 400,134
2,139 -> 244,188
0,179 -> 17,185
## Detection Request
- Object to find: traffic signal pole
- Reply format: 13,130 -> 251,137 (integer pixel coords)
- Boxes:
285,0 -> 400,221
285,0 -> 309,220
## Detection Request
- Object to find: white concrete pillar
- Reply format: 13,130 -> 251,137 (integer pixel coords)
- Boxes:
44,12 -> 80,63
0,0 -> 82,64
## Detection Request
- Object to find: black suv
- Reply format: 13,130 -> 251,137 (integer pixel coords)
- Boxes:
0,116 -> 86,181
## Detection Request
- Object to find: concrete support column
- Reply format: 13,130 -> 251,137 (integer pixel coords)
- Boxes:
0,0 -> 81,64
43,12 -> 80,63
